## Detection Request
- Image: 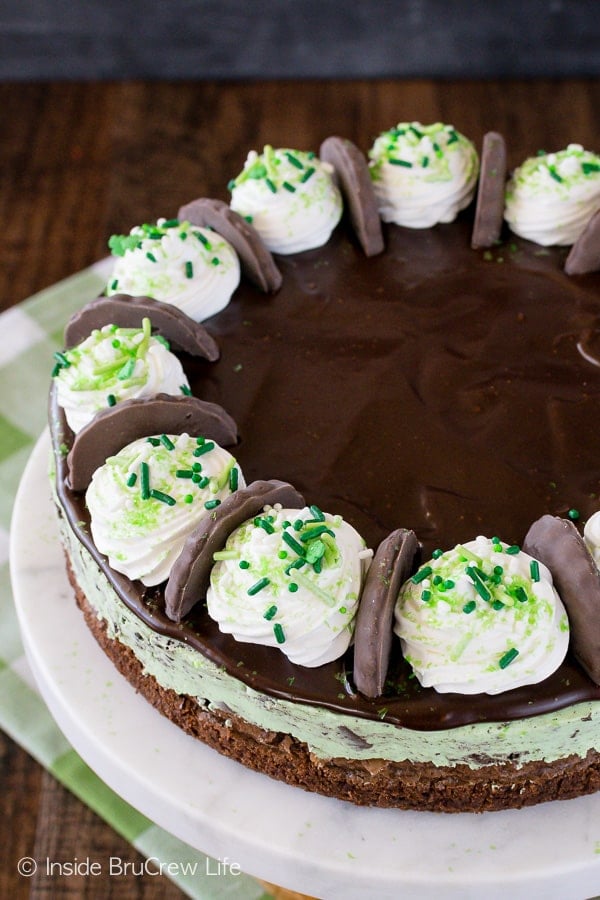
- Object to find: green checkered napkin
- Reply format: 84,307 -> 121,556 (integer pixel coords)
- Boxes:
1,265 -> 271,899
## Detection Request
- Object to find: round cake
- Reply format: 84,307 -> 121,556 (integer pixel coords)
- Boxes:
49,126 -> 600,813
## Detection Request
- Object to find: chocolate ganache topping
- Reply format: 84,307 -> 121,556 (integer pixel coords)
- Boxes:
51,188 -> 600,729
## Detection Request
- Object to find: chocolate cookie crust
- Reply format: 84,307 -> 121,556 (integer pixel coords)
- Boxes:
66,555 -> 600,813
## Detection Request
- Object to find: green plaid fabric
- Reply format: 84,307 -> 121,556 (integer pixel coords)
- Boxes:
1,262 -> 270,900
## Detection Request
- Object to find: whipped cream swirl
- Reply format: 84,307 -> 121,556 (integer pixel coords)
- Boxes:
504,144 -> 600,246
368,122 -> 479,228
87,433 -> 244,586
107,219 -> 240,321
583,510 -> 600,567
53,318 -> 188,433
229,146 -> 342,254
207,505 -> 371,667
394,535 -> 569,694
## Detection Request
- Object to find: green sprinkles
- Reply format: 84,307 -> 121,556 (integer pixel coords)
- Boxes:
248,577 -> 270,596
300,524 -> 335,542
53,351 -> 71,369
160,434 -> 175,451
255,516 -> 275,535
282,531 -> 306,557
185,260 -> 194,279
263,604 -> 278,620
107,393 -> 116,407
117,358 -> 136,380
456,544 -> 482,563
285,151 -> 304,169
195,231 -> 212,249
150,489 -> 176,506
204,498 -> 221,510
140,462 -> 150,500
194,441 -> 215,457
466,566 -> 491,602
499,647 -> 519,669
514,586 -> 528,603
213,549 -> 240,561
411,565 -> 432,584
530,559 -> 540,582
273,623 -> 286,644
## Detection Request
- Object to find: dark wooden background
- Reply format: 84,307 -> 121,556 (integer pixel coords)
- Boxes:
1,77 -> 599,898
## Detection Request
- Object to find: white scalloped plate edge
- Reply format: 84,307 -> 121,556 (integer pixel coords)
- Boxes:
9,431 -> 600,900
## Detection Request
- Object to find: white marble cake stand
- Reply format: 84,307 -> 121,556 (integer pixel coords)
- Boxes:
10,432 -> 600,900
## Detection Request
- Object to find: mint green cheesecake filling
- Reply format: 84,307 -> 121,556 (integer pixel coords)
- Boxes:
58,510 -> 600,769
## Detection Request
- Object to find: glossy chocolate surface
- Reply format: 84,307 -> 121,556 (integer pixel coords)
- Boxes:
51,211 -> 600,729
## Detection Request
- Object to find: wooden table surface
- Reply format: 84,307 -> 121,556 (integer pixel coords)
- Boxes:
1,77 -> 598,899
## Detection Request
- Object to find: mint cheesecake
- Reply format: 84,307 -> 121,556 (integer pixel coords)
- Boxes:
49,126 -> 600,812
